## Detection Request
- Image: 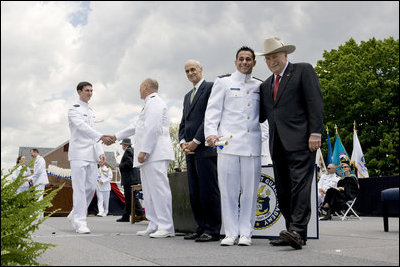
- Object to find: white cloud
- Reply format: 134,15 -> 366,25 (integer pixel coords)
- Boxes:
1,1 -> 399,171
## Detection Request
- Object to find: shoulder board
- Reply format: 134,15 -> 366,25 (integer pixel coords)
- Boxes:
73,104 -> 80,107
252,76 -> 263,82
218,74 -> 231,78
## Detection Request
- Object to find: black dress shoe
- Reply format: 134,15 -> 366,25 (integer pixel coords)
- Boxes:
116,216 -> 130,222
184,232 -> 201,240
279,230 -> 304,250
319,215 -> 332,221
195,233 -> 220,242
269,238 -> 290,246
270,238 -> 306,246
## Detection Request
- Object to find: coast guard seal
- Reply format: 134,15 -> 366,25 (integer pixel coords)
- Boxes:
254,173 -> 281,230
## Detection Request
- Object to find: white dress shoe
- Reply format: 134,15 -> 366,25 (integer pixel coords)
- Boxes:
76,226 -> 91,234
220,236 -> 238,246
136,229 -> 157,236
238,235 -> 252,246
149,230 -> 175,238
67,212 -> 76,229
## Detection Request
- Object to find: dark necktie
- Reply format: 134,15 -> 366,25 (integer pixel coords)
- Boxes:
273,75 -> 281,101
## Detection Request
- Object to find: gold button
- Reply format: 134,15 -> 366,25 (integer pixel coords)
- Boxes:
247,116 -> 250,120
247,90 -> 249,94
247,129 -> 250,133
247,103 -> 250,107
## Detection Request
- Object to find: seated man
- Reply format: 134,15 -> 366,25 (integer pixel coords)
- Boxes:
320,161 -> 359,220
318,163 -> 340,206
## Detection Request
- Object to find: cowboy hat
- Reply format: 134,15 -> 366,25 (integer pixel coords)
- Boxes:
120,138 -> 132,145
255,37 -> 296,56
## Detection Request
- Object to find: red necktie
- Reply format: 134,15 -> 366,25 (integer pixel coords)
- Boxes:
273,75 -> 281,101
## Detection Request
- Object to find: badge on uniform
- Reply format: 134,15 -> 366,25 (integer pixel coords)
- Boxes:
230,88 -> 240,91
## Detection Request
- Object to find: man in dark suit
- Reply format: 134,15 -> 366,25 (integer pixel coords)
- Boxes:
179,59 -> 221,242
257,37 -> 324,249
116,138 -> 145,222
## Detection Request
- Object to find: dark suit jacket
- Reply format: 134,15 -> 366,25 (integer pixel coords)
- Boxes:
179,80 -> 216,158
260,62 -> 324,155
119,146 -> 141,186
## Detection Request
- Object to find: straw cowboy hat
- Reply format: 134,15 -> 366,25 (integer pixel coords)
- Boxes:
255,37 -> 296,56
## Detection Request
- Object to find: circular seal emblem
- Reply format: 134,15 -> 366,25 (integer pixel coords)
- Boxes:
255,173 -> 281,230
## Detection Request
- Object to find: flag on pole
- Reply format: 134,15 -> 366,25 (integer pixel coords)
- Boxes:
332,125 -> 350,176
351,121 -> 369,178
326,127 -> 333,165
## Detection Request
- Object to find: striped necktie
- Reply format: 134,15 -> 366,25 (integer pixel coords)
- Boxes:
190,87 -> 196,103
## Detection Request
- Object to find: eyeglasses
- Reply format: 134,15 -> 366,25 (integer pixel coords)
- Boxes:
342,166 -> 350,169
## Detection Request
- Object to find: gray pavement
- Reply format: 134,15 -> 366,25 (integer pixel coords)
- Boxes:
33,215 -> 399,266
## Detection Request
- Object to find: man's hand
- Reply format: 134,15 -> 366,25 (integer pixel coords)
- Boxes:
138,152 -> 148,163
308,134 -> 321,152
101,134 -> 116,145
181,142 -> 195,154
99,154 -> 106,165
206,135 -> 217,147
99,180 -> 104,184
318,188 -> 326,195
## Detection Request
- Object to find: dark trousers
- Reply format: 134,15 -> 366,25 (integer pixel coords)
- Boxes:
186,154 -> 221,236
272,133 -> 315,240
123,184 -> 144,218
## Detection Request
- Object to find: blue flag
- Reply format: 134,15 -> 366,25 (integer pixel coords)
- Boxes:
327,134 -> 333,165
332,129 -> 350,176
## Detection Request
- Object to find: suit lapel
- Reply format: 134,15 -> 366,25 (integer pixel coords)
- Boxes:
274,63 -> 293,104
187,80 -> 205,116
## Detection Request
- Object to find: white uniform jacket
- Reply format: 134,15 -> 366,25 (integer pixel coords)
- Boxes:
115,93 -> 175,167
204,71 -> 262,157
318,173 -> 340,192
68,100 -> 104,162
29,155 -> 49,186
97,166 -> 112,191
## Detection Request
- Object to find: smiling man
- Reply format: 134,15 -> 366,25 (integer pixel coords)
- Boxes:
205,46 -> 262,246
179,60 -> 221,242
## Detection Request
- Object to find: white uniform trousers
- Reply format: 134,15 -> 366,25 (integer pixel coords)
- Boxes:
97,191 -> 110,215
70,160 -> 98,228
140,160 -> 174,233
217,154 -> 261,237
36,184 -> 46,220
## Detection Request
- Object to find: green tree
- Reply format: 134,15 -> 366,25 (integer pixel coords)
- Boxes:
1,163 -> 63,266
169,122 -> 186,173
315,37 -> 399,177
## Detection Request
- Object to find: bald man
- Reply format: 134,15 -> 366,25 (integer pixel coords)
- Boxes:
110,78 -> 175,238
179,60 -> 221,242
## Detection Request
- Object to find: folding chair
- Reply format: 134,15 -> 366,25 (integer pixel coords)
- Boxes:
337,197 -> 362,221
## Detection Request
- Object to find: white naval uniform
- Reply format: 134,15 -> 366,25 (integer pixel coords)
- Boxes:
115,92 -> 175,233
12,165 -> 31,194
204,71 -> 262,238
28,155 -> 49,219
318,173 -> 340,205
96,165 -> 112,216
68,99 -> 104,229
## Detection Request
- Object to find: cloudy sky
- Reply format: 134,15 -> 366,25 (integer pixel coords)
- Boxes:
1,1 -> 399,171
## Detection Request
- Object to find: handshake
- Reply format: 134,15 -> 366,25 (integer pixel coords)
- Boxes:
100,134 -> 117,146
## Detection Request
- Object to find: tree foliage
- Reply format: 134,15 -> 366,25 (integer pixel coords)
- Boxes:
1,163 -> 64,266
169,122 -> 186,173
315,37 -> 399,176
